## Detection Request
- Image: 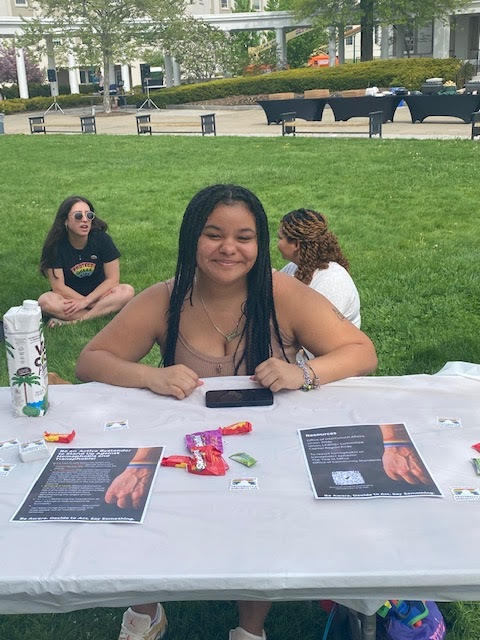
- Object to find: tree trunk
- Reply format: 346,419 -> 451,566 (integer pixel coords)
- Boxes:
360,0 -> 374,61
103,53 -> 111,114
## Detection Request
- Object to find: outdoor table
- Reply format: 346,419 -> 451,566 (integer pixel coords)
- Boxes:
257,98 -> 328,124
0,370 -> 478,617
326,95 -> 402,122
403,94 -> 480,123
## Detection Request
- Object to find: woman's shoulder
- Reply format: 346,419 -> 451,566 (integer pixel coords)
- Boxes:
272,269 -> 310,297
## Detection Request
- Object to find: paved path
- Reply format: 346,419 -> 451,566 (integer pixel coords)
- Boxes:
2,103 -> 475,139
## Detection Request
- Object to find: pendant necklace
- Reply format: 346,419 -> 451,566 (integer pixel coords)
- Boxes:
198,291 -> 244,343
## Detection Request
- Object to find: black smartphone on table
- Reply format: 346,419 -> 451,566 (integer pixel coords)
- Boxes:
205,388 -> 273,408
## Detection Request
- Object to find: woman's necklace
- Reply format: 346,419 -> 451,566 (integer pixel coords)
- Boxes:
198,291 -> 244,343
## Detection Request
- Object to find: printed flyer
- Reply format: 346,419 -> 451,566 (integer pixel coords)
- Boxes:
12,446 -> 164,522
298,423 -> 441,499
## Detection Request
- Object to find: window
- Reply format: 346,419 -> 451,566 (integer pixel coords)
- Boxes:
221,0 -> 228,8
15,0 -> 28,5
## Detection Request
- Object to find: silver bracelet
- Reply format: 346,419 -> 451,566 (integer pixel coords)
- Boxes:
295,350 -> 320,391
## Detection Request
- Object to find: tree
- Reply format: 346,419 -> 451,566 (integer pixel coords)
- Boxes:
0,43 -> 43,86
288,0 -> 471,62
158,16 -> 234,81
18,0 -> 188,112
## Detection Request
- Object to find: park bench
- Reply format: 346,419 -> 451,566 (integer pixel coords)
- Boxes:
135,112 -> 216,136
28,115 -> 97,135
471,111 -> 480,139
280,110 -> 383,138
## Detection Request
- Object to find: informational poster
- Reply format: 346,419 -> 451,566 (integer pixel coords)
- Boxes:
298,423 -> 441,499
12,447 -> 164,523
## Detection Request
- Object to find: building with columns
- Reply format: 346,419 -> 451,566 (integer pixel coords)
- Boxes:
1,0 -> 480,98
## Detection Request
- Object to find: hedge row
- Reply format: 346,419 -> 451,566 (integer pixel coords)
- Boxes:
0,57 -> 473,115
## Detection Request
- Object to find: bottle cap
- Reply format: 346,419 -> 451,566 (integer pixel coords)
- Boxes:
23,300 -> 39,310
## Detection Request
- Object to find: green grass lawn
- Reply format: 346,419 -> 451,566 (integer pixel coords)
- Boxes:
0,134 -> 479,639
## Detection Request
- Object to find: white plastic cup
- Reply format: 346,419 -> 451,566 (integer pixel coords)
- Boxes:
3,300 -> 49,417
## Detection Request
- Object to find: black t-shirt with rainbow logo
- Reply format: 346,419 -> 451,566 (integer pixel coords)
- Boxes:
52,230 -> 120,296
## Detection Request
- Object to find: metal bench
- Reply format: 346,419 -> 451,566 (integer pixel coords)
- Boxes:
471,111 -> 480,139
29,115 -> 96,134
368,111 -> 383,138
29,116 -> 46,134
135,113 -> 216,136
281,112 -> 296,136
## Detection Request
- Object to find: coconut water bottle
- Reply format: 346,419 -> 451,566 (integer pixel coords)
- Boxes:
3,300 -> 49,417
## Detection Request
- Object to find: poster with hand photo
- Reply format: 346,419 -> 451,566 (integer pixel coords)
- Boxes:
12,446 -> 164,523
298,423 -> 441,499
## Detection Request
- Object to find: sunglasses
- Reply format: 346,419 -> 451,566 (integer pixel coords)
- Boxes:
73,211 -> 95,221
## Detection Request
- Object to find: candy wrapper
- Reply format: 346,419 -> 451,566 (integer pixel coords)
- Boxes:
229,452 -> 257,467
187,446 -> 229,476
161,455 -> 191,469
44,429 -> 76,443
472,458 -> 480,476
185,429 -> 223,453
221,421 -> 252,435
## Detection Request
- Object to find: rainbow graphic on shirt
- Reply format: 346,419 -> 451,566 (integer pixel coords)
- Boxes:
71,261 -> 96,278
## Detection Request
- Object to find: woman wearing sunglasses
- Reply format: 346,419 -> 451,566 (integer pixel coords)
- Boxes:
38,195 -> 134,327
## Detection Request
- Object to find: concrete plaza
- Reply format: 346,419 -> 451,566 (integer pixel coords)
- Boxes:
2,102 -> 476,139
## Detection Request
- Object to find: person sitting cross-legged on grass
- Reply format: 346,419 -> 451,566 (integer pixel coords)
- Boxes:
76,183 -> 378,640
38,195 -> 134,328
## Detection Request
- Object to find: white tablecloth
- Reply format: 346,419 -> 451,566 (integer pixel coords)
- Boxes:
0,373 -> 479,615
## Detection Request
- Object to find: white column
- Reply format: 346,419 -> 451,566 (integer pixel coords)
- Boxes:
15,47 -> 29,99
328,27 -> 336,66
164,54 -> 174,87
433,18 -> 450,58
68,52 -> 80,94
380,26 -> 390,59
275,28 -> 287,69
121,64 -> 131,92
173,58 -> 181,86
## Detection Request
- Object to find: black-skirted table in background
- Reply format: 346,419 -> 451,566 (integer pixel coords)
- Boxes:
403,94 -> 480,123
327,95 -> 401,122
257,98 -> 328,124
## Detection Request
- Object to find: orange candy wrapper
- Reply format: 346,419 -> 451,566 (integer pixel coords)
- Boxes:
43,429 -> 76,443
220,421 -> 252,435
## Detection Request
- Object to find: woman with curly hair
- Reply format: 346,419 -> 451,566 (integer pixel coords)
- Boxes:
278,208 -> 361,328
38,195 -> 134,327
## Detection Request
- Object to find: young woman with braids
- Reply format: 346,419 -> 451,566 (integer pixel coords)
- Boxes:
76,184 -> 377,640
278,208 -> 361,328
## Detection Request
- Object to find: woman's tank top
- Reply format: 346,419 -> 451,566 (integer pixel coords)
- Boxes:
164,279 -> 299,377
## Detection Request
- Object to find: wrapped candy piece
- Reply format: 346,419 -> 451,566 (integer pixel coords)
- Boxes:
43,429 -> 76,443
185,429 -> 223,453
161,455 -> 191,468
186,445 -> 229,476
220,421 -> 252,435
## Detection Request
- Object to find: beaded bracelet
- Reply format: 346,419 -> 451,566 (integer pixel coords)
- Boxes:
296,350 -> 320,391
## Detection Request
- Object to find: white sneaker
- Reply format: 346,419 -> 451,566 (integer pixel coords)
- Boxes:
229,627 -> 266,640
118,603 -> 167,640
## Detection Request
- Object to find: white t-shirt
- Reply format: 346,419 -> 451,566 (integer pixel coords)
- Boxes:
281,261 -> 361,328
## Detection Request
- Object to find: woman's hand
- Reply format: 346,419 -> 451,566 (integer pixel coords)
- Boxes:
146,364 -> 203,400
252,357 -> 304,392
